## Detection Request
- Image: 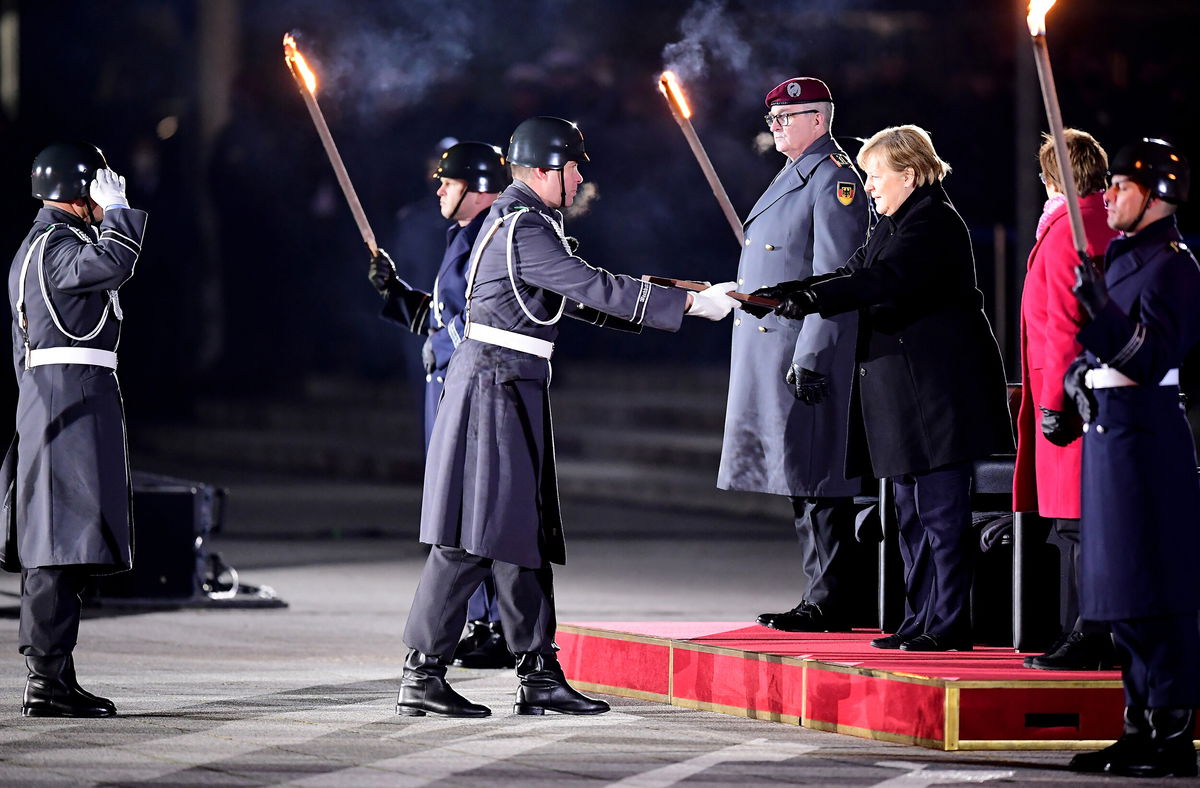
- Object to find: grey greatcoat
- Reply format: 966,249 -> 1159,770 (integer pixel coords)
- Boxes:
719,134 -> 869,497
419,182 -> 688,569
2,206 -> 146,573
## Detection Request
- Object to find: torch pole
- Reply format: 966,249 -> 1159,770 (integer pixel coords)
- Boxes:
660,78 -> 745,247
1029,33 -> 1087,259
285,61 -> 378,257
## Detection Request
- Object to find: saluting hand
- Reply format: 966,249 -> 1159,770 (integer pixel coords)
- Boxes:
89,168 -> 129,210
1072,255 -> 1108,320
368,249 -> 399,298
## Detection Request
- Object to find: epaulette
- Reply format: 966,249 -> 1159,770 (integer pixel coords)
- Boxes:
829,151 -> 851,168
1168,240 -> 1190,254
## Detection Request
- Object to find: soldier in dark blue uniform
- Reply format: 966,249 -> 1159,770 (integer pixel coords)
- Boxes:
2,143 -> 147,717
1064,139 -> 1200,779
367,142 -> 515,669
395,117 -> 738,718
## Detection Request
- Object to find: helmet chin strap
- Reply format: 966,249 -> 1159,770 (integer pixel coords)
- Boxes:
558,169 -> 567,210
1121,188 -> 1155,234
449,189 -> 469,222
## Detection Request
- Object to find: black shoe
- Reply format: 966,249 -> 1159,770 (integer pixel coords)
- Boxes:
1069,706 -> 1150,773
898,633 -> 973,652
23,655 -> 116,718
1107,708 -> 1198,778
1029,631 -> 1116,671
396,650 -> 490,718
452,621 -> 516,669
870,633 -> 907,649
1023,632 -> 1069,668
756,601 -> 849,633
513,652 -> 609,715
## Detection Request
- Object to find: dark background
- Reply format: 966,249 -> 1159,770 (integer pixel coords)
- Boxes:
2,0 -> 1197,426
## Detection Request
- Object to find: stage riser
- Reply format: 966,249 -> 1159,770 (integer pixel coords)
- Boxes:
558,624 -> 1131,751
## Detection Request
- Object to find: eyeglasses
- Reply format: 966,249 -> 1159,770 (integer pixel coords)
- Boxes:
764,109 -> 819,129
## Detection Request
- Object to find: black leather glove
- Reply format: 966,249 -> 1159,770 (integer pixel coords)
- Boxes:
1040,406 -> 1081,447
1063,355 -> 1097,424
786,364 -> 829,404
421,335 -> 437,375
776,289 -> 819,320
744,280 -> 806,319
368,249 -> 399,298
1072,255 -> 1108,320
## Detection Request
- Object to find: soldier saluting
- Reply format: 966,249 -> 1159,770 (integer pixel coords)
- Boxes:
2,143 -> 147,717
396,116 -> 738,718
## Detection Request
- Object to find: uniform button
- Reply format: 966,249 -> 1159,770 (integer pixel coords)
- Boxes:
898,337 -> 904,344
734,318 -> 741,326
425,374 -> 432,383
438,302 -> 445,310
757,326 -> 767,333
738,278 -> 744,285
436,375 -> 445,384
1095,424 -> 1106,434
1082,423 -> 1090,433
764,244 -> 775,251
859,368 -> 866,377
744,237 -> 752,246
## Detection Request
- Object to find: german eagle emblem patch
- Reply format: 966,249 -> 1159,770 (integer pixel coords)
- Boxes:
837,182 -> 855,206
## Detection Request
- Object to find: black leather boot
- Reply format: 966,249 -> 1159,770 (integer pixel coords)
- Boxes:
1108,707 -> 1198,778
23,655 -> 116,718
395,650 -> 490,718
513,652 -> 610,715
1068,706 -> 1149,772
453,621 -> 516,669
1028,632 -> 1116,671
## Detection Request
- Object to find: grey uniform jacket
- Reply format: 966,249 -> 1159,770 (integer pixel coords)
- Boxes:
2,206 -> 147,572
419,181 -> 688,568
718,135 -> 869,497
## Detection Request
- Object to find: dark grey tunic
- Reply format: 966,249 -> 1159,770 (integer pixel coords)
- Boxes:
419,182 -> 688,568
719,135 -> 869,497
2,206 -> 146,572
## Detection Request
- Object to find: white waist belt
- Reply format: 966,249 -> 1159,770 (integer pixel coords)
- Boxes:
464,323 -> 554,359
1085,367 -> 1178,389
28,347 -> 118,369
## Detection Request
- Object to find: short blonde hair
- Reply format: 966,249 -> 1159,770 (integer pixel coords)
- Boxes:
858,124 -> 951,186
1039,129 -> 1108,195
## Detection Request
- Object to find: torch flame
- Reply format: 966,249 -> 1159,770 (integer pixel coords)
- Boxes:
283,33 -> 318,94
659,71 -> 693,120
1026,0 -> 1058,36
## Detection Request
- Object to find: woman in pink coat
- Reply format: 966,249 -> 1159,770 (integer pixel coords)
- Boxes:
1013,129 -> 1118,670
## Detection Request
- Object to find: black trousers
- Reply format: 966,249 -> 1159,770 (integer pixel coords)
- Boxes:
1111,614 -> 1200,708
1046,518 -> 1108,635
19,567 -> 89,657
891,461 -> 974,639
404,545 -> 555,660
788,496 -> 856,614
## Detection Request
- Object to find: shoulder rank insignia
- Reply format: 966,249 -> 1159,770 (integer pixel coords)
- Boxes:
829,151 -> 851,168
1169,240 -> 1190,254
837,182 -> 856,206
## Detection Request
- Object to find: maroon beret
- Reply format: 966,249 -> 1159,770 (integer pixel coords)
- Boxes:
764,77 -> 832,107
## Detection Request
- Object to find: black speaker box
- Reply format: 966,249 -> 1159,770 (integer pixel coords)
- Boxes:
92,471 -> 225,601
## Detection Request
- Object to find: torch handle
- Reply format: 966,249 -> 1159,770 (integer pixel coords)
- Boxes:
1031,36 -> 1087,257
672,116 -> 746,247
290,70 -> 379,257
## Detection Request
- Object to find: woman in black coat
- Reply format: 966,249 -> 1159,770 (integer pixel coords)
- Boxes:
756,125 -> 1012,651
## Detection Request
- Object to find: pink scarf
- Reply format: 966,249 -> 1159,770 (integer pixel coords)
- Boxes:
1035,194 -> 1067,241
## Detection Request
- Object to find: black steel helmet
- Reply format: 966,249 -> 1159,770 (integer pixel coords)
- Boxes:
432,141 -> 510,193
1109,138 -> 1189,204
507,116 -> 589,170
31,142 -> 108,201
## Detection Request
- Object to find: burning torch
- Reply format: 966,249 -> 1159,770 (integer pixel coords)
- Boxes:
1027,1 -> 1087,263
283,33 -> 379,257
659,71 -> 745,247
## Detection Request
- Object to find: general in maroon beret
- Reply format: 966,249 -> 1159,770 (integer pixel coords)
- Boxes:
764,77 -> 833,107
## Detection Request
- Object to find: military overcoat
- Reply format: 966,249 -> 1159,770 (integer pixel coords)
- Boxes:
1075,216 -> 1200,621
381,210 -> 486,446
807,182 -> 1013,479
2,206 -> 146,572
419,182 -> 688,568
718,134 -> 869,497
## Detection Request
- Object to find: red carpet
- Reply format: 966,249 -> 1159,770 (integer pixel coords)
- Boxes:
557,622 -> 1125,750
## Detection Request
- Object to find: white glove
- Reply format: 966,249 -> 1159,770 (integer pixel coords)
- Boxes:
89,168 -> 129,210
685,281 -> 739,321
